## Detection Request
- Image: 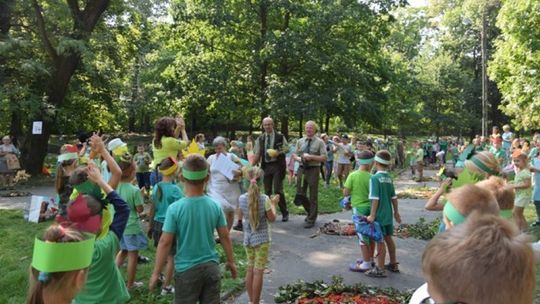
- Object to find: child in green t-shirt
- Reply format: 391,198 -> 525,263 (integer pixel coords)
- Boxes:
134,144 -> 152,195
509,152 -> 532,231
344,150 -> 375,273
366,150 -> 401,278
148,157 -> 183,295
149,154 -> 237,302
115,154 -> 148,289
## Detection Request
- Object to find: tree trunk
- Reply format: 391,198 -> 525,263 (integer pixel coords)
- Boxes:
23,0 -> 111,174
258,1 -> 268,117
325,113 -> 330,134
281,116 -> 289,139
299,114 -> 303,138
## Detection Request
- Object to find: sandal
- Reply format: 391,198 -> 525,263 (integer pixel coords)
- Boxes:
349,262 -> 371,273
385,262 -> 400,273
365,267 -> 387,278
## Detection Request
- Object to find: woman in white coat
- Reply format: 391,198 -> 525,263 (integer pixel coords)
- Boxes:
207,136 -> 243,231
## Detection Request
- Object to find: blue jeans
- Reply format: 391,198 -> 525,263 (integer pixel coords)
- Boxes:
325,160 -> 333,185
150,169 -> 162,186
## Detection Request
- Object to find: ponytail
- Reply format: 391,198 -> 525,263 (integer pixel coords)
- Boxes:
248,181 -> 260,232
244,166 -> 264,232
27,275 -> 45,304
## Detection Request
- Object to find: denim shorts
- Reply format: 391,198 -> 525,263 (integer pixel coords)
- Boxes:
120,232 -> 148,251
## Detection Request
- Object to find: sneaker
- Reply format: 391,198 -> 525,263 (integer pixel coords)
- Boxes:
161,286 -> 175,295
282,213 -> 289,222
303,222 -> 315,229
232,222 -> 243,231
128,281 -> 144,289
385,262 -> 400,273
137,255 -> 150,264
365,267 -> 387,278
530,221 -> 540,227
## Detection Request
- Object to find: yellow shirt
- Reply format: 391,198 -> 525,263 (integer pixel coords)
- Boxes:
152,136 -> 187,167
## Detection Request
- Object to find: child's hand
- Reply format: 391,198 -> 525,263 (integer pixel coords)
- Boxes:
271,194 -> 280,205
367,215 -> 375,223
226,261 -> 238,279
394,211 -> 401,224
85,162 -> 103,184
88,134 -> 106,154
439,178 -> 452,192
175,117 -> 185,130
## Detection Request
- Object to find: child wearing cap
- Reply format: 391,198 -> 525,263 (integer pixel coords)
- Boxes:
344,150 -> 375,273
442,184 -> 499,230
27,225 -> 95,304
476,176 -> 515,221
366,150 -> 401,277
134,143 -> 152,196
509,151 -> 532,231
55,144 -> 80,217
149,154 -> 237,303
148,156 -> 184,295
115,153 -> 148,289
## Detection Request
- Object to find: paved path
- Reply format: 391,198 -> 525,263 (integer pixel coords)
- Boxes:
229,169 -> 441,303
0,185 -> 56,210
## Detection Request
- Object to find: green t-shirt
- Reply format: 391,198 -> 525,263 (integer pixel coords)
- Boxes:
74,232 -> 130,304
151,181 -> 184,223
134,152 -> 152,172
515,169 -> 532,203
163,195 -> 227,273
117,182 -> 144,235
368,171 -> 397,226
416,148 -> 424,162
344,170 -> 371,209
152,136 -> 187,168
439,140 -> 448,152
490,146 -> 505,162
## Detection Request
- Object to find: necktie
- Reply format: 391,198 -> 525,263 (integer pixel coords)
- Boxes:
265,135 -> 271,162
305,138 -> 312,154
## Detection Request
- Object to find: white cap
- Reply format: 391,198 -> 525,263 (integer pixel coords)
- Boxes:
107,138 -> 126,151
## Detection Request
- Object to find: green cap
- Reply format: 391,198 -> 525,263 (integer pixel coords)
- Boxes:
182,168 -> 208,180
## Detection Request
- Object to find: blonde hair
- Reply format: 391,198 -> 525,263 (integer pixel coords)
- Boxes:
446,184 -> 499,216
464,151 -> 500,177
422,212 -> 535,304
476,176 -> 514,210
244,166 -> 264,232
27,225 -> 87,304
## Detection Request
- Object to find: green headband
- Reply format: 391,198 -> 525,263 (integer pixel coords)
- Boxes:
74,180 -> 103,200
374,155 -> 391,165
358,158 -> 374,165
182,168 -> 208,180
58,153 -> 78,163
443,201 -> 466,225
31,234 -> 95,272
469,156 -> 498,176
499,209 -> 513,219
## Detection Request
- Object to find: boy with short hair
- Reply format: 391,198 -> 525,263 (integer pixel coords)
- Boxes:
149,154 -> 237,303
476,176 -> 514,220
366,150 -> 401,277
422,212 -> 535,304
442,184 -> 499,230
343,150 -> 375,272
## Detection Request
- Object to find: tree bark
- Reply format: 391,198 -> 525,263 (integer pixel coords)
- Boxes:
281,117 -> 289,139
258,1 -> 268,117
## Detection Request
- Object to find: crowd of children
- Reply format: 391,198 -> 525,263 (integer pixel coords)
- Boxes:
26,119 -> 540,304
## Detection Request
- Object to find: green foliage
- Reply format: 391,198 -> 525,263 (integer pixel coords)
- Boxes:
274,276 -> 413,303
489,0 -> 540,130
395,217 -> 441,240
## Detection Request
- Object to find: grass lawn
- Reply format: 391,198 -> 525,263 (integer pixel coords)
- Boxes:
0,209 -> 246,304
282,179 -> 343,215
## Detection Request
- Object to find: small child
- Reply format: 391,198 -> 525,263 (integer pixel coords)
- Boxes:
55,144 -> 79,217
476,176 -> 515,221
239,166 -> 278,304
421,212 -> 535,304
366,150 -> 401,277
133,144 -> 152,195
149,154 -> 237,302
148,157 -> 183,295
415,142 -> 424,182
343,151 -> 375,272
27,225 -> 94,304
115,153 -> 148,289
509,151 -> 532,231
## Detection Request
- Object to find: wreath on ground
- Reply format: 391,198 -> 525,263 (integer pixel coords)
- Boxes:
394,217 -> 440,240
274,276 -> 412,304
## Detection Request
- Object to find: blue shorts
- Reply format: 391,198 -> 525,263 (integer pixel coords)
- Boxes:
120,232 -> 148,251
